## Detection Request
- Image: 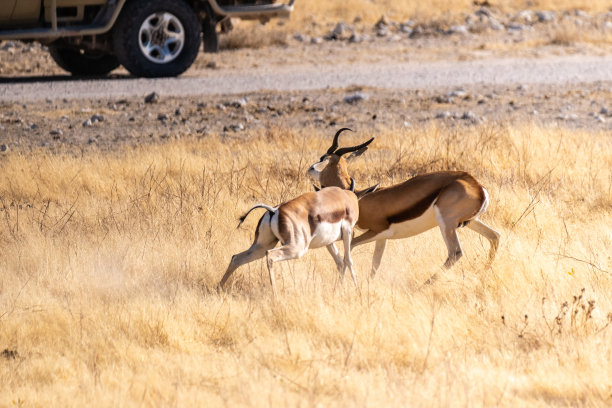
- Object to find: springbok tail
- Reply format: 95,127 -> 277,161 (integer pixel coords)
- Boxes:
237,204 -> 277,228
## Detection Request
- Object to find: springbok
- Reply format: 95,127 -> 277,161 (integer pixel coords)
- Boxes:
219,185 -> 360,295
307,128 -> 500,277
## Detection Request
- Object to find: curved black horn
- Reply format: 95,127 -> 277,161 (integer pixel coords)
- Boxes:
327,128 -> 353,154
334,137 -> 375,157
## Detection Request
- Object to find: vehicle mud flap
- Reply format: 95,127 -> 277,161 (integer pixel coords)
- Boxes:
201,5 -> 219,53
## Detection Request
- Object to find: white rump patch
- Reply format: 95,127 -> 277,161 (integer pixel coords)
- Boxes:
309,221 -> 343,249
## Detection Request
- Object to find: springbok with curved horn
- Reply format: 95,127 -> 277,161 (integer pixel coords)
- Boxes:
219,183 -> 360,296
308,128 -> 500,277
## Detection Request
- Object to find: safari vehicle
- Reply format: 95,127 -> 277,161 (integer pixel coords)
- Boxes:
0,0 -> 295,77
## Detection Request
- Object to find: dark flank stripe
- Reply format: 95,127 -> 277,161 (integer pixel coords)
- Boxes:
387,190 -> 441,224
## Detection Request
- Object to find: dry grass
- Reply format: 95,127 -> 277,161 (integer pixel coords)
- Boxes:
285,0 -> 612,29
548,19 -> 612,46
1,123 -> 612,407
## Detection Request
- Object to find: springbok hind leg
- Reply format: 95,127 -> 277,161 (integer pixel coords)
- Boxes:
266,244 -> 303,297
219,241 -> 277,289
466,219 -> 500,264
434,206 -> 463,269
326,243 -> 345,275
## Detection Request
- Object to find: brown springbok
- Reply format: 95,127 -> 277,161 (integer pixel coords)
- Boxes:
307,128 -> 500,277
219,185 -> 360,295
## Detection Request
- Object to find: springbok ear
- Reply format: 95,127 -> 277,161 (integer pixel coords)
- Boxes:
313,184 -> 320,192
355,183 -> 379,199
346,146 -> 369,162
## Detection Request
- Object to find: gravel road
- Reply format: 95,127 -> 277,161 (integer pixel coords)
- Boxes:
1,55 -> 612,102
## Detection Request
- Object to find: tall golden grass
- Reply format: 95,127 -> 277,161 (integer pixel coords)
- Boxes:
1,123 -> 611,406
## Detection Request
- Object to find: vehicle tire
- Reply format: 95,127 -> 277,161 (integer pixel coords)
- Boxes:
49,44 -> 120,76
112,0 -> 201,78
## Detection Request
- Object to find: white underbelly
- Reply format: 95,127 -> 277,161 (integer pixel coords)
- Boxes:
385,204 -> 438,239
309,221 -> 343,249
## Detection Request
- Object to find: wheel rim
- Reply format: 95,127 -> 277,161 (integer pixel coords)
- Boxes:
138,12 -> 185,64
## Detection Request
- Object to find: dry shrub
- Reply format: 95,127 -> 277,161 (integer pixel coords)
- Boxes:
221,23 -> 289,50
0,124 -> 611,406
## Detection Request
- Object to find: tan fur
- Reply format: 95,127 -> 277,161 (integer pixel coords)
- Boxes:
356,171 -> 484,232
319,156 -> 352,189
309,134 -> 500,275
220,187 -> 360,295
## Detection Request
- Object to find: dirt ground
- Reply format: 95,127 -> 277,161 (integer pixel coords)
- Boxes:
1,81 -> 610,154
1,8 -> 611,154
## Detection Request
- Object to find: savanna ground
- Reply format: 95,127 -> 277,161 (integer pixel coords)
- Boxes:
2,1 -> 612,407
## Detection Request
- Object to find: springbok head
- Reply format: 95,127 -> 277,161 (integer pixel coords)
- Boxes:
307,128 -> 374,191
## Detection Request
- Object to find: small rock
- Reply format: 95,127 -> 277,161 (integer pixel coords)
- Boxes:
461,111 -> 481,123
91,114 -> 104,123
594,115 -> 606,123
231,98 -> 247,108
375,16 -> 391,29
144,92 -> 159,104
448,25 -> 469,35
600,107 -> 610,116
82,119 -> 93,127
348,33 -> 363,43
1,41 -> 17,50
507,23 -> 527,32
175,107 -> 185,116
344,93 -> 369,104
0,144 -> 8,152
515,10 -> 534,23
206,61 -> 217,69
293,33 -> 308,42
574,10 -> 588,19
435,111 -> 451,119
50,129 -> 63,139
489,17 -> 504,31
448,89 -> 468,98
225,123 -> 244,132
330,22 -> 350,39
475,7 -> 493,18
376,27 -> 390,37
30,123 -> 38,130
535,10 -> 555,23
399,25 -> 413,35
157,113 -> 169,121
310,37 -> 323,44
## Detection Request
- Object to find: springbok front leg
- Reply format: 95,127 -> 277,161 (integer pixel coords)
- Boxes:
341,222 -> 358,286
370,239 -> 387,278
